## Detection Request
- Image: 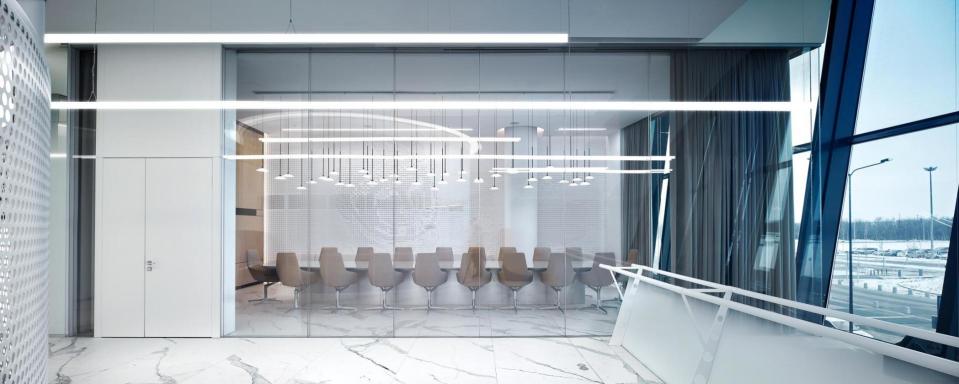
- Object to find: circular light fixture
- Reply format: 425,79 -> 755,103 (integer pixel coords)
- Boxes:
541,175 -> 553,180
572,177 -> 583,182
296,185 -> 307,190
559,179 -> 569,184
585,175 -> 594,180
412,181 -> 422,186
580,181 -> 591,186
255,167 -> 269,173
308,179 -> 318,185
523,184 -> 534,189
345,183 -> 355,188
431,186 -> 439,191
457,177 -> 466,183
438,179 -> 448,185
490,185 -> 499,191
473,177 -> 484,184
335,181 -> 345,186
527,177 -> 537,182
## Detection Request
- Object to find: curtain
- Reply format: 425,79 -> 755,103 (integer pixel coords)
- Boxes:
621,114 -> 670,268
668,49 -> 797,299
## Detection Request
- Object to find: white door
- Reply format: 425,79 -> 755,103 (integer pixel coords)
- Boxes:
95,158 -> 146,337
144,158 -> 214,337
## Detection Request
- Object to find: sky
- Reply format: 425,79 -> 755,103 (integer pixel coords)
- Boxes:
800,0 -> 958,221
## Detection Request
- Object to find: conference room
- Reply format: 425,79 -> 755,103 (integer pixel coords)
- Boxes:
226,48 -> 806,337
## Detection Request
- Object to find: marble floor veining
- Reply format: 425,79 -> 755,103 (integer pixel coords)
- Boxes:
48,336 -> 663,384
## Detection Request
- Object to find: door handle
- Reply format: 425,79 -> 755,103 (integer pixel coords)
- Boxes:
146,260 -> 155,271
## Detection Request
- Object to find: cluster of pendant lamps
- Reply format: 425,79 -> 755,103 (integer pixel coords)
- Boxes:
256,108 -> 599,193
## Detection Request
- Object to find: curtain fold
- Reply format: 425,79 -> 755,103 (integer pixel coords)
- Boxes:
668,49 -> 797,299
621,114 -> 670,267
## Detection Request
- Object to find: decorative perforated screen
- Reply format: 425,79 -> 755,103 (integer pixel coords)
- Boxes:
0,1 -> 50,382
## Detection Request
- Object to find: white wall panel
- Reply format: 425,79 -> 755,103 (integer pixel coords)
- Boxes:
96,45 -> 222,158
145,158 -> 214,337
95,158 -> 146,337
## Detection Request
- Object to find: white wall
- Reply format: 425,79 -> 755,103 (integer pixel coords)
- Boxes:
95,44 -> 224,337
45,0 -> 828,46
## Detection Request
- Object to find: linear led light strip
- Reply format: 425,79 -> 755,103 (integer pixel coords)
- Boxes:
493,167 -> 670,175
225,154 -> 674,161
260,136 -> 519,143
556,128 -> 607,131
283,128 -> 473,132
242,111 -> 481,154
51,100 -> 814,112
45,33 -> 569,45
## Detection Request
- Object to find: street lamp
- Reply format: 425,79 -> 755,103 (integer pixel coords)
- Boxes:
924,166 -> 938,254
846,157 -> 891,332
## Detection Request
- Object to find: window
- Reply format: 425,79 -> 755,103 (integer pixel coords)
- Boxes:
827,124 -> 958,342
856,0 -> 959,133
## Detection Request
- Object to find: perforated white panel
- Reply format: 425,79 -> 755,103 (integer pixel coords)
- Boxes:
0,1 -> 50,383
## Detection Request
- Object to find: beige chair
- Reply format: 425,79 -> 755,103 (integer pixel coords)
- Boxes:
368,253 -> 404,310
533,247 -> 551,262
319,247 -> 359,311
497,252 -> 533,311
578,252 -> 617,314
457,247 -> 492,310
497,247 -> 517,261
461,246 -> 487,261
355,247 -> 374,262
413,253 -> 449,311
245,249 -> 280,303
394,247 -> 414,262
276,252 -> 319,309
539,253 -> 575,311
435,247 -> 454,262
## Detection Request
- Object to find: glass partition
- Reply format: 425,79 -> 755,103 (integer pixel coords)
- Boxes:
224,47 -> 822,337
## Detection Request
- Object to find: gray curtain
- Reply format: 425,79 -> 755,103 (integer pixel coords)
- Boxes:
668,50 -> 797,299
621,114 -> 669,268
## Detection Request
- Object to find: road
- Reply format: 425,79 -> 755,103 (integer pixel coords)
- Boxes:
828,283 -> 939,343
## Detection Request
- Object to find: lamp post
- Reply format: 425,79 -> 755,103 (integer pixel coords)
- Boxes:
846,158 -> 891,332
924,166 -> 937,255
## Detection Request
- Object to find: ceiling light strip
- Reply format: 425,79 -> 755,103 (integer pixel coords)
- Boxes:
51,100 -> 813,112
45,33 -> 570,45
556,128 -> 608,131
260,136 -> 519,143
493,167 -> 669,175
225,154 -> 674,161
282,128 -> 473,132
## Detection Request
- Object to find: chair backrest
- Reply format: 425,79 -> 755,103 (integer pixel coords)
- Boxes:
394,247 -> 414,262
533,247 -> 551,261
498,247 -> 517,261
499,251 -> 530,282
595,252 -> 616,266
319,247 -> 348,286
435,247 -> 454,262
355,247 -> 374,262
565,247 -> 583,260
414,253 -> 445,288
245,249 -> 262,267
580,252 -> 616,287
626,249 -> 640,266
458,246 -> 488,285
368,252 -> 396,288
276,252 -> 303,287
543,253 -> 575,288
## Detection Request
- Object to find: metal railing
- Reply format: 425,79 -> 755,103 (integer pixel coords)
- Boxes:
601,264 -> 959,377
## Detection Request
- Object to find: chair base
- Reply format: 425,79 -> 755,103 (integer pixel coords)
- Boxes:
364,288 -> 404,311
451,289 -> 494,311
576,286 -> 618,314
533,287 -> 567,312
313,289 -> 357,312
406,288 -> 452,311
248,282 -> 280,304
496,288 -> 536,312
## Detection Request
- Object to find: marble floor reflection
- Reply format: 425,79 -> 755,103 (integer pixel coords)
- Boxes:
48,336 -> 663,384
232,283 -> 619,337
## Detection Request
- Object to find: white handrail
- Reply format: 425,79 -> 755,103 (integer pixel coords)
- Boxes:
602,264 -> 959,377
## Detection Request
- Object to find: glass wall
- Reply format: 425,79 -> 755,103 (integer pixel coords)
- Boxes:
225,47 -> 823,337
826,0 -> 959,343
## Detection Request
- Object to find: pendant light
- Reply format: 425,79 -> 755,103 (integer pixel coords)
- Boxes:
542,111 -> 552,180
472,108 -> 484,184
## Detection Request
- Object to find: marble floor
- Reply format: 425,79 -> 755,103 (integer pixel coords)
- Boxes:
232,283 -> 620,337
48,336 -> 663,384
